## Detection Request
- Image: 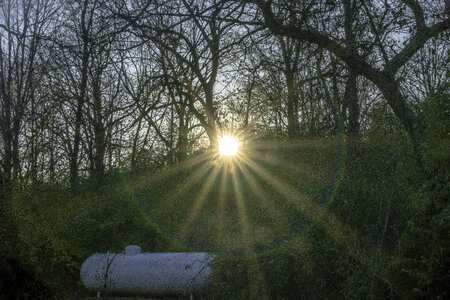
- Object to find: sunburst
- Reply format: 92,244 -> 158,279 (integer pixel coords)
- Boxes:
219,136 -> 240,156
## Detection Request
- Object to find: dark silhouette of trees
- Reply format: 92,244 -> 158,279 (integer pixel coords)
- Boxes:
0,0 -> 448,183
0,0 -> 58,186
242,0 -> 450,143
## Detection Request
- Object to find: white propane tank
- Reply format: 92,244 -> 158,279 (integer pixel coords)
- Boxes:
80,245 -> 213,295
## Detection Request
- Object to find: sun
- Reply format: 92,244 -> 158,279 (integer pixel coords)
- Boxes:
219,136 -> 239,156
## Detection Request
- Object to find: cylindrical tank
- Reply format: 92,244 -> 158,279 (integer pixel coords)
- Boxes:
80,245 -> 213,295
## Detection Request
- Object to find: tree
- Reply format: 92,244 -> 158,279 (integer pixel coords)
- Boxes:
118,0 -> 251,149
0,0 -> 57,186
49,0 -> 127,184
241,0 -> 450,144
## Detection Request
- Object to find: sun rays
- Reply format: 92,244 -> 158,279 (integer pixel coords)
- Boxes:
119,133 -> 398,296
128,137 -> 349,255
177,161 -> 223,240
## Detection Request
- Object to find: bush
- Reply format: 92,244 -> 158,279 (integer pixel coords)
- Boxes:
10,176 -> 172,297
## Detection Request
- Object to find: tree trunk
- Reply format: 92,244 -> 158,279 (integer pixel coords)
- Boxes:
30,87 -> 37,181
204,82 -> 218,149
92,73 -> 106,180
70,0 -> 91,187
343,0 -> 360,136
345,69 -> 359,135
205,123 -> 218,150
70,94 -> 84,187
286,75 -> 300,138
131,117 -> 142,170
280,37 -> 300,138
1,93 -> 13,186
176,115 -> 188,162
11,117 -> 21,180
375,72 -> 424,142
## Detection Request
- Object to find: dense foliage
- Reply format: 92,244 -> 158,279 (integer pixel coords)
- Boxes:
0,0 -> 448,298
1,86 -> 448,298
209,87 -> 449,299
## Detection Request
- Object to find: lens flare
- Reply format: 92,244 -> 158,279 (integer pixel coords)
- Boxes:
219,136 -> 239,156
